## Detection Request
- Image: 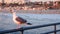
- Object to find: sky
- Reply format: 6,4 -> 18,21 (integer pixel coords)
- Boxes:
0,0 -> 60,3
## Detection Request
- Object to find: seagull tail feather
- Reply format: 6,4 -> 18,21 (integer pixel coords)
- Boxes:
26,23 -> 32,25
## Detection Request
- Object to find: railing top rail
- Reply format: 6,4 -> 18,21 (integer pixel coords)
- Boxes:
41,29 -> 60,34
22,22 -> 60,30
0,22 -> 60,34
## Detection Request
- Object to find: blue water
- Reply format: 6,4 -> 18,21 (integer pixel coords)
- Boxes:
0,13 -> 60,34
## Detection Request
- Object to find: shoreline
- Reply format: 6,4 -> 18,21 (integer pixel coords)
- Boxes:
0,9 -> 60,14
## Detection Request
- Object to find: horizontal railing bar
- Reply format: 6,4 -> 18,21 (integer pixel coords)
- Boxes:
0,22 -> 60,34
0,28 -> 23,34
41,29 -> 60,34
22,22 -> 60,30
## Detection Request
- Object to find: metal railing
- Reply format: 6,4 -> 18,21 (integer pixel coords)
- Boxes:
41,29 -> 60,34
0,22 -> 60,34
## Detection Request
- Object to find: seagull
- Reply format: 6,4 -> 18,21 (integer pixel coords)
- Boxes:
10,9 -> 32,26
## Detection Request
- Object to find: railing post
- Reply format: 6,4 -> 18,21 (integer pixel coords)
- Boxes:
21,30 -> 24,34
54,25 -> 56,34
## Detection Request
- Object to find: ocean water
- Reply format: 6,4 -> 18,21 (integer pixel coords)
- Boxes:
0,13 -> 60,34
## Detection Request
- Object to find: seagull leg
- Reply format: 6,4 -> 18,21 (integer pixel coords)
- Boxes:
16,24 -> 21,29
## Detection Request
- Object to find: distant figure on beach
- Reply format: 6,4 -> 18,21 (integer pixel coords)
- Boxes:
10,9 -> 32,27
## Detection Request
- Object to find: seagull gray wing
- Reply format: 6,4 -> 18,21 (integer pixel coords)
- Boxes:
15,17 -> 27,23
